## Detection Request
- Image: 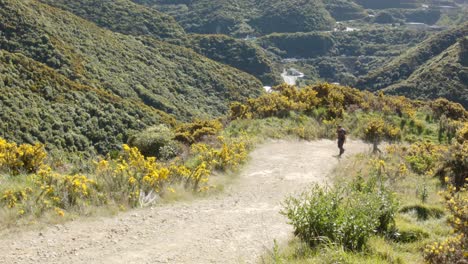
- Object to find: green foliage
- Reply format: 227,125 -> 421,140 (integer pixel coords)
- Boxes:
128,125 -> 179,160
0,50 -> 171,154
0,0 -> 263,153
187,34 -> 280,84
399,204 -> 444,221
249,0 -> 334,34
323,0 -> 367,21
362,117 -> 400,152
134,0 -> 334,36
0,0 -> 262,121
358,23 -> 468,107
174,119 -> 224,145
259,32 -> 334,58
38,0 -> 186,41
282,177 -> 398,251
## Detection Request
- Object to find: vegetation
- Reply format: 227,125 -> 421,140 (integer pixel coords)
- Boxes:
357,23 -> 468,102
1,79 -> 467,263
134,0 -> 335,36
0,0 -> 467,261
0,0 -> 262,123
258,28 -> 431,88
323,0 -> 367,21
0,50 -> 170,154
38,0 -> 186,42
0,133 -> 250,225
282,179 -> 397,251
36,0 -> 278,85
384,39 -> 468,107
187,34 -> 281,85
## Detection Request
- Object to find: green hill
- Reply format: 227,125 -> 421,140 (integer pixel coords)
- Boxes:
357,23 -> 468,92
134,0 -> 335,36
0,0 -> 263,152
34,0 -> 277,85
324,0 -> 367,21
0,50 -> 171,153
38,0 -> 186,42
0,0 -> 262,119
384,38 -> 468,107
187,34 -> 281,85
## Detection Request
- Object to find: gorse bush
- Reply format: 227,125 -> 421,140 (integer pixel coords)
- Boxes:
0,133 -> 250,217
404,141 -> 445,175
282,176 -> 398,251
0,137 -> 47,175
128,124 -> 179,159
436,123 -> 468,188
174,119 -> 224,145
363,116 -> 400,153
424,183 -> 467,264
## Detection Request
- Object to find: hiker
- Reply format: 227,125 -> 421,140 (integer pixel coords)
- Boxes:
337,125 -> 346,157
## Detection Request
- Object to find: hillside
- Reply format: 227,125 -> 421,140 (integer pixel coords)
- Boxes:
35,0 -> 277,85
186,34 -> 281,85
324,0 -> 367,21
38,0 -> 186,42
257,28 -> 431,86
384,39 -> 468,107
134,0 -> 335,36
0,50 -> 171,153
0,0 -> 262,120
357,23 -> 468,92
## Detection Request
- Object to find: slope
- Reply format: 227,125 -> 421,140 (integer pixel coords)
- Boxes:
384,39 -> 468,107
357,23 -> 468,92
0,140 -> 370,263
0,0 -> 262,121
38,0 -> 186,42
134,0 -> 335,36
187,34 -> 281,85
0,50 -> 172,154
36,0 -> 278,85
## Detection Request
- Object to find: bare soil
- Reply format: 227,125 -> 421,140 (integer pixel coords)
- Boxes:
0,139 -> 369,264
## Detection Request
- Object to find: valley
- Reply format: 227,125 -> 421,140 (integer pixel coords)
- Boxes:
0,0 -> 467,263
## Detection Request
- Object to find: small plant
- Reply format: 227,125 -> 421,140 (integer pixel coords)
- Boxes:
0,137 -> 47,175
424,182 -> 467,264
127,124 -> 179,159
174,119 -> 223,144
282,176 -> 398,251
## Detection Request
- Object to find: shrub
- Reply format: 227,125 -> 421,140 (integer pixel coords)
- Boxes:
95,144 -> 172,206
0,137 -> 47,175
404,141 -> 445,175
424,234 -> 466,264
35,167 -> 98,208
174,119 -> 223,145
437,124 -> 468,188
362,117 -> 401,152
282,177 -> 397,251
424,183 -> 467,264
431,98 -> 468,121
128,124 -> 178,159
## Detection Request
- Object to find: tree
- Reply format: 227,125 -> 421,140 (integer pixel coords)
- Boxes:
363,117 -> 400,153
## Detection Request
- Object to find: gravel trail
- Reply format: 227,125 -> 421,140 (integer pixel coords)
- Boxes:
0,140 -> 369,264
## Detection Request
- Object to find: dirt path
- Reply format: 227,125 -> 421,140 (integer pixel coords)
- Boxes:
0,140 -> 369,264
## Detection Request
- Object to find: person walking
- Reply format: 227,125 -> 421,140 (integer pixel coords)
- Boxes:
337,125 -> 347,157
